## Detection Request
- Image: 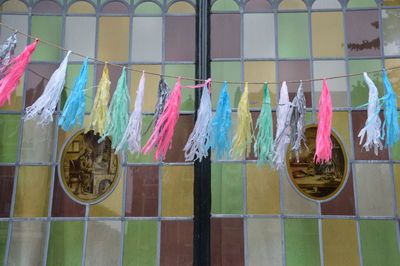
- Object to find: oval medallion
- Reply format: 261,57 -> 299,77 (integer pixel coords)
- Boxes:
58,129 -> 120,205
286,124 -> 349,201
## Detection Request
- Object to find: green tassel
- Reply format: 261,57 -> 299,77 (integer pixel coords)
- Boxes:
254,83 -> 274,167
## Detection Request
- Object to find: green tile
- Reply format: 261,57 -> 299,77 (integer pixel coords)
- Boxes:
164,64 -> 195,111
359,220 -> 400,266
211,0 -> 239,11
123,221 -> 157,266
128,115 -> 156,163
0,222 -> 8,265
47,221 -> 84,266
0,114 -> 20,163
347,0 -> 377,8
135,2 -> 162,14
392,112 -> 400,160
31,16 -> 62,61
285,218 -> 321,266
278,13 -> 310,58
211,61 -> 242,108
211,163 -> 243,214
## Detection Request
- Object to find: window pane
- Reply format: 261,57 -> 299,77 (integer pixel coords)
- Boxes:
0,222 -> 8,264
312,0 -> 341,9
211,0 -> 239,11
168,1 -> 195,14
283,174 -> 318,215
31,16 -> 62,61
132,17 -> 162,62
0,114 -> 20,163
211,14 -> 241,58
127,115 -> 157,163
382,9 -> 400,56
32,0 -> 61,13
245,0 -> 272,11
279,0 -> 307,10
165,16 -> 195,62
312,12 -> 344,57
244,14 -> 275,59
98,17 -> 129,62
163,115 -> 194,162
347,0 -> 376,8
65,17 -> 96,61
0,166 -> 14,217
67,1 -> 95,14
394,164 -> 400,215
278,13 -> 310,58
211,61 -> 242,108
164,64 -> 195,111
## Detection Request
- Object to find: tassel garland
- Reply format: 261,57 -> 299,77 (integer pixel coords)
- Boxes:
382,69 -> 400,147
59,57 -> 88,131
0,31 -> 17,66
25,51 -> 71,125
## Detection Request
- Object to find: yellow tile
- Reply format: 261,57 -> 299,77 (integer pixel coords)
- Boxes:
247,164 -> 280,214
98,17 -> 129,62
279,0 -> 306,10
162,166 -> 194,217
323,219 -> 361,266
331,111 -> 351,159
312,12 -> 344,58
0,0 -> 27,12
392,164 -> 400,215
384,59 -> 400,106
168,1 -> 195,14
283,172 -> 317,214
14,167 -> 51,217
67,1 -> 95,13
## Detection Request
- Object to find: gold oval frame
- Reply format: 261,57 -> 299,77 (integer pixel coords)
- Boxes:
286,124 -> 349,202
58,129 -> 121,205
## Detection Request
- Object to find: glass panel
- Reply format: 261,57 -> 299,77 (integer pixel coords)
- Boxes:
383,0 -> 400,6
312,12 -> 344,57
132,17 -> 162,62
9,221 -> 46,266
279,0 -> 307,9
244,14 -> 275,59
47,221 -> 84,266
85,220 -> 121,266
211,61 -> 242,108
135,2 -> 162,14
0,14 -> 28,55
98,17 -> 129,62
65,17 -> 96,61
160,220 -> 193,266
211,218 -> 244,266
346,11 -> 380,57
164,64 -> 195,111
67,1 -> 95,13
0,222 -> 8,264
211,0 -> 239,11
168,1 -> 195,14
331,112 -> 351,159
211,14 -> 241,58
127,115 -> 157,163
312,0 -> 341,9
101,1 -> 129,14
359,220 -> 400,265
384,59 -> 400,107
284,218 -> 321,266
394,164 -> 400,214
162,166 -> 194,217
0,166 -> 14,217
382,10 -> 400,56
26,63 -> 58,107
283,173 -> 318,215
95,63 -> 127,98
125,166 -> 158,217
14,166 -> 51,217
211,163 -> 243,214
278,13 -> 310,58
0,0 -> 28,12
245,0 -> 272,11
246,164 -> 280,215
164,115 -> 194,162
123,220 -> 158,266
347,0 -> 377,8
247,218 -> 282,266
165,16 -> 195,62
322,219 -> 360,266
31,16 -> 62,61
32,0 -> 61,13
0,114 -> 20,163
355,164 -> 394,216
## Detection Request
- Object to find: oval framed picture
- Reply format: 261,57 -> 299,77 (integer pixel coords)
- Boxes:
286,124 -> 349,202
58,129 -> 121,205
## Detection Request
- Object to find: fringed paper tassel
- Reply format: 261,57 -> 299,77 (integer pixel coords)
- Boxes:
59,57 -> 88,131
382,69 -> 400,146
0,39 -> 38,106
254,83 -> 274,167
0,31 -> 17,66
85,63 -> 111,136
273,82 -> 291,169
184,79 -> 212,162
358,72 -> 383,155
115,71 -> 145,154
210,81 -> 232,160
142,76 -> 182,160
231,82 -> 253,159
314,78 -> 333,163
25,51 -> 71,125
289,81 -> 307,162
99,67 -> 130,149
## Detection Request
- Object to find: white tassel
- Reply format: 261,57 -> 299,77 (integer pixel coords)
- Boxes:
116,71 -> 145,154
184,83 -> 212,162
358,72 -> 383,155
25,51 -> 71,125
273,82 -> 291,170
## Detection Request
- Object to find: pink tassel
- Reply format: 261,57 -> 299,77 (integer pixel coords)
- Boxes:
0,39 -> 38,106
314,78 -> 333,163
142,76 -> 182,160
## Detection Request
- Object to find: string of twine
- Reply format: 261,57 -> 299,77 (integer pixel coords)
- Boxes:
2,22 -> 400,86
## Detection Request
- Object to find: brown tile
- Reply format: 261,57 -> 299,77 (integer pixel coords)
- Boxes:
101,2 -> 129,14
160,220 -> 193,266
211,218 -> 244,266
32,1 -> 62,13
26,64 -> 58,108
0,166 -> 15,217
165,115 -> 194,162
165,16 -> 196,62
245,0 -> 272,11
211,14 -> 241,59
125,166 -> 158,217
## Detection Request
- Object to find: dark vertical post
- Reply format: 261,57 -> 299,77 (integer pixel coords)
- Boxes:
193,1 -> 211,266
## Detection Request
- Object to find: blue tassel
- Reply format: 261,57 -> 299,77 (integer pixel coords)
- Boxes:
382,69 -> 400,147
59,57 -> 88,131
210,81 -> 232,159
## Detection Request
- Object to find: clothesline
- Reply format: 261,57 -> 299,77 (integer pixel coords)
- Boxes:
1,21 -> 400,86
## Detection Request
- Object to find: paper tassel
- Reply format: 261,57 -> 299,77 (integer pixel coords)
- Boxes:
210,81 -> 232,160
0,39 -> 38,106
0,31 -> 17,66
25,51 -> 71,125
231,82 -> 253,159
142,76 -> 182,160
184,79 -> 212,161
358,72 -> 383,155
273,82 -> 291,169
115,71 -> 145,154
254,83 -> 274,167
288,81 -> 307,161
58,57 -> 88,131
314,78 -> 333,163
382,69 -> 400,146
99,67 -> 130,149
85,63 -> 111,136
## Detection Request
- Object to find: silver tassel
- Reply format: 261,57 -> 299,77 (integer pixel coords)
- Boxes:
0,31 -> 17,67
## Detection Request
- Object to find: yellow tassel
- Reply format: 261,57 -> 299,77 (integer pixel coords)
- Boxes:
85,63 -> 111,135
231,82 -> 253,159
